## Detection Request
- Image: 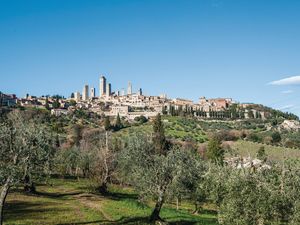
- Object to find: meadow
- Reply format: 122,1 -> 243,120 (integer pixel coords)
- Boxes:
231,140 -> 300,161
4,178 -> 217,225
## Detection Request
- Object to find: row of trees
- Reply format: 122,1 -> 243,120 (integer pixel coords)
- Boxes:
0,111 -> 56,224
1,110 -> 300,224
208,161 -> 300,224
118,114 -> 300,224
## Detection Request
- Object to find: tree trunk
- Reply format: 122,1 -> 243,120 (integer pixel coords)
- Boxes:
24,175 -> 36,193
193,202 -> 200,215
98,182 -> 108,195
149,194 -> 164,222
0,178 -> 11,225
98,131 -> 109,195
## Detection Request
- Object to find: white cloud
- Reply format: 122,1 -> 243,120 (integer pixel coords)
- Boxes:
279,104 -> 294,110
269,76 -> 300,85
281,90 -> 294,94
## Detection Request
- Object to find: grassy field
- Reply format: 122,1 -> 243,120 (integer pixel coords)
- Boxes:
116,116 -> 207,143
231,140 -> 300,161
4,178 -> 217,225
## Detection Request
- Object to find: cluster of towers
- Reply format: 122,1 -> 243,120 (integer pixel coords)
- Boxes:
99,76 -> 112,97
74,75 -> 142,101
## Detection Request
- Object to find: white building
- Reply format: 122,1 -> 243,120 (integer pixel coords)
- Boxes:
99,76 -> 106,97
127,82 -> 132,95
111,105 -> 129,116
82,85 -> 89,101
106,83 -> 111,97
74,92 -> 81,102
51,109 -> 69,116
90,87 -> 96,98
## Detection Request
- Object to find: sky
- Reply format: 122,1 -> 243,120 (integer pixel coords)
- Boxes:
1,0 -> 300,115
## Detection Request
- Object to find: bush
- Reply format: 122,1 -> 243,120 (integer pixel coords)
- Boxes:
271,132 -> 282,144
134,115 -> 148,124
248,133 -> 262,143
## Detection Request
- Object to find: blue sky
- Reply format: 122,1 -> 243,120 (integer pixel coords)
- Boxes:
1,0 -> 300,115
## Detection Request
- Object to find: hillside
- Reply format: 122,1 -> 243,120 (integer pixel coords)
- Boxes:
114,115 -> 300,161
1,108 -> 300,225
4,179 -> 217,225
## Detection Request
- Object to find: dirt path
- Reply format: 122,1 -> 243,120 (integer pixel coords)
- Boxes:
73,193 -> 113,222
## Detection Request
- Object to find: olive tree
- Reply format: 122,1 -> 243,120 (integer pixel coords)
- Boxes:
0,111 -> 55,225
55,128 -> 118,194
211,160 -> 300,225
119,134 -> 206,222
88,131 -> 117,194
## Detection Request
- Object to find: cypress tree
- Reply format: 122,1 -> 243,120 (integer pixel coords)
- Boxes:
104,116 -> 111,131
206,137 -> 224,165
114,113 -> 122,131
153,114 -> 167,155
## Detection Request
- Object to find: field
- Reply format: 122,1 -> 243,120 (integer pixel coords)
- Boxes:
231,140 -> 300,161
116,116 -> 207,143
4,178 -> 217,225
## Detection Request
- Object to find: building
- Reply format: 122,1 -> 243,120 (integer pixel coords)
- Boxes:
90,87 -> 96,98
199,97 -> 207,105
208,98 -> 232,109
51,109 -> 69,116
99,76 -> 106,97
74,92 -> 81,102
111,105 -> 129,116
0,92 -> 17,106
138,88 -> 142,96
127,82 -> 132,95
173,98 -> 194,106
106,83 -> 111,97
82,85 -> 89,101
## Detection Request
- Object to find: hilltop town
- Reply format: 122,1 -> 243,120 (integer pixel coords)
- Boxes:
0,75 -> 297,121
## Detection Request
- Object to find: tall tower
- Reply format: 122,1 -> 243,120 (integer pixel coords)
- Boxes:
82,85 -> 89,101
121,89 -> 125,96
106,83 -> 111,97
127,81 -> 132,95
74,92 -> 81,102
99,76 -> 106,97
138,88 -> 142,96
90,87 -> 96,98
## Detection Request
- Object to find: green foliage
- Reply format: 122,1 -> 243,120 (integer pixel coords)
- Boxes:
218,170 -> 274,225
114,113 -> 123,131
55,147 -> 81,176
232,140 -> 300,162
119,133 -> 206,221
248,133 -> 262,143
134,115 -> 148,124
272,131 -> 282,144
201,160 -> 300,225
206,137 -> 224,165
45,98 -> 50,110
152,114 -> 167,154
4,178 -> 218,225
256,146 -> 267,162
104,117 -> 111,131
69,100 -> 77,106
52,98 -> 61,109
0,110 -> 55,186
0,110 -> 56,223
70,124 -> 83,146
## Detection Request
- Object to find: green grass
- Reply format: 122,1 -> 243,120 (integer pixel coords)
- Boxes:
4,179 -> 104,225
4,178 -> 218,225
231,140 -> 300,161
115,116 -> 208,144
